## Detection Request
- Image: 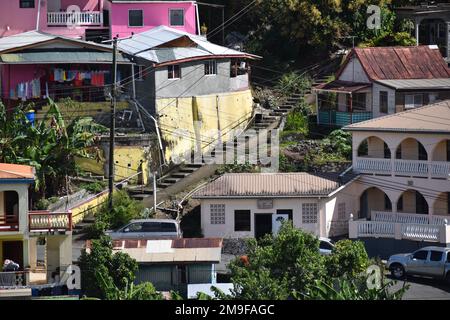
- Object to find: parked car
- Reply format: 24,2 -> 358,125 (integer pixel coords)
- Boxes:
386,246 -> 450,283
319,237 -> 335,255
106,219 -> 182,240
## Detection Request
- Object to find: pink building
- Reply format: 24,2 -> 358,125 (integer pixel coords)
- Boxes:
0,0 -> 198,41
109,0 -> 199,38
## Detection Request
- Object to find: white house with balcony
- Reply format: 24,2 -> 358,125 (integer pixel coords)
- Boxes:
343,101 -> 450,254
314,45 -> 450,127
0,163 -> 72,289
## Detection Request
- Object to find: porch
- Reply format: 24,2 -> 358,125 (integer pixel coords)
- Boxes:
349,211 -> 450,244
46,0 -> 104,26
314,80 -> 373,127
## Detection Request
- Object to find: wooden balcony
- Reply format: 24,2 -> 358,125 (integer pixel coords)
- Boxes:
47,11 -> 103,26
355,157 -> 450,179
28,211 -> 72,233
349,211 -> 450,243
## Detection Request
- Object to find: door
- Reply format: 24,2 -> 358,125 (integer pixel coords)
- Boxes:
408,250 -> 429,275
426,250 -> 444,277
272,211 -> 291,234
255,214 -> 272,240
360,191 -> 368,219
2,241 -> 23,270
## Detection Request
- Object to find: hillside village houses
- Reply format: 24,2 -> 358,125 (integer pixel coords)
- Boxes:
194,101 -> 450,257
314,45 -> 450,127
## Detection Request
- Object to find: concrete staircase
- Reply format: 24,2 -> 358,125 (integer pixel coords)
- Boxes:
128,92 -> 306,202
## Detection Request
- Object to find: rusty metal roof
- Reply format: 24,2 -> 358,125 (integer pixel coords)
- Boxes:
337,46 -> 450,81
344,100 -> 450,133
314,80 -> 372,93
192,173 -> 355,199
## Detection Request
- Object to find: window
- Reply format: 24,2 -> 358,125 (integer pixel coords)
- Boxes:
380,91 -> 388,114
205,60 -> 217,76
230,59 -> 248,78
129,10 -> 144,27
124,223 -> 143,232
338,203 -> 346,221
352,93 -> 366,111
168,65 -> 181,79
20,0 -> 34,8
141,222 -> 177,233
134,65 -> 145,81
210,204 -> 225,225
169,9 -> 184,26
302,203 -> 318,224
234,210 -> 251,231
412,250 -> 428,260
405,94 -> 423,109
430,251 -> 443,262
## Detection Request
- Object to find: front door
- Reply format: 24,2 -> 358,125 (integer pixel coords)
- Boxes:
255,214 -> 272,240
2,241 -> 23,270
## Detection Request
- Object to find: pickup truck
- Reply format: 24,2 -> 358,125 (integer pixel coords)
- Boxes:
386,246 -> 450,283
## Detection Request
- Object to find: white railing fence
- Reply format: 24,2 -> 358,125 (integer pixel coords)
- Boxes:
356,221 -> 395,238
401,224 -> 441,242
372,211 -> 447,226
47,11 -> 103,26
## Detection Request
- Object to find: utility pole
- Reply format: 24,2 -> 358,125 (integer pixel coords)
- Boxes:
153,171 -> 157,214
108,36 -> 118,210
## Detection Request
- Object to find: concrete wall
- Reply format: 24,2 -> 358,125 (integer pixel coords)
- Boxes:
200,197 -> 331,239
157,89 -> 254,163
155,60 -> 244,98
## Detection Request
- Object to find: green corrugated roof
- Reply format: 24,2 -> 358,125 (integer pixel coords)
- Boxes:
0,51 -> 131,64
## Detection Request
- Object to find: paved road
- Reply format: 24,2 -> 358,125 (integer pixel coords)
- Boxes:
389,276 -> 450,300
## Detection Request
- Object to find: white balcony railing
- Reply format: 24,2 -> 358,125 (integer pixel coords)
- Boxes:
28,211 -> 72,233
349,212 -> 450,243
47,11 -> 103,26
355,157 -> 450,178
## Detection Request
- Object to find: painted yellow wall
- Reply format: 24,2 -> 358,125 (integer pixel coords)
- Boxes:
75,146 -> 149,184
70,191 -> 109,225
36,101 -> 129,120
156,90 -> 254,162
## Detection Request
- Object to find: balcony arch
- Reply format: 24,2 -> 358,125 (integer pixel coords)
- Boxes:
357,136 -> 391,159
395,138 -> 428,161
359,186 -> 392,220
0,190 -> 20,230
433,192 -> 450,216
396,189 -> 429,215
431,139 -> 450,162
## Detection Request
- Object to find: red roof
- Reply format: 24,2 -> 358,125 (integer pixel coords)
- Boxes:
337,46 -> 450,81
0,163 -> 35,180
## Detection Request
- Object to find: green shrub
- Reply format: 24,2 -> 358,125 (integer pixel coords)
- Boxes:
35,198 -> 50,210
325,240 -> 370,278
284,112 -> 309,136
81,181 -> 107,194
276,72 -> 312,97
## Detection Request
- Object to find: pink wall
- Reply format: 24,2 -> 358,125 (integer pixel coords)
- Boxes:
1,65 -> 47,98
110,1 -> 198,38
0,1 -> 39,37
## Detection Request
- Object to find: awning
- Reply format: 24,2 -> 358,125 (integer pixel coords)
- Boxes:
313,80 -> 372,94
375,78 -> 450,90
0,51 -> 132,64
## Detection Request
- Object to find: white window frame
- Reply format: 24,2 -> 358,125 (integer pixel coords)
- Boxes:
169,8 -> 185,27
168,65 -> 181,80
405,93 -> 423,109
128,9 -> 144,27
302,203 -> 318,224
205,60 -> 217,76
210,204 -> 225,225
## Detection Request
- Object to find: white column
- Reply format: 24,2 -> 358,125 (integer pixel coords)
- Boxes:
415,19 -> 420,46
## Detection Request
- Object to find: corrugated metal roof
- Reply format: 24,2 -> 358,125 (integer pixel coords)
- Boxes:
344,100 -> 450,133
0,31 -> 56,52
375,78 -> 450,90
314,80 -> 372,93
192,173 -> 352,199
337,46 -> 450,80
0,51 -> 131,64
118,25 -> 260,64
111,238 -> 223,263
0,163 -> 35,180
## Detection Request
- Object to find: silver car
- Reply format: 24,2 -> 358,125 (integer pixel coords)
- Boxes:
387,246 -> 450,283
106,219 -> 182,240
